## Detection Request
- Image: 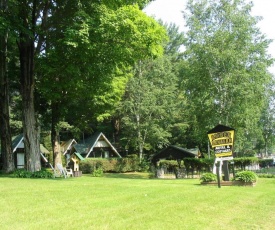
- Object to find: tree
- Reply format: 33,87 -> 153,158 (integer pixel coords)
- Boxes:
1,0 -> 165,171
117,56 -> 180,160
35,2 -> 167,166
257,82 -> 275,157
182,0 -> 274,149
14,0 -> 53,172
0,0 -> 14,172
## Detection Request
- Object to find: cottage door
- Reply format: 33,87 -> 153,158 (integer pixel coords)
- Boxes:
104,151 -> 109,158
17,153 -> 25,168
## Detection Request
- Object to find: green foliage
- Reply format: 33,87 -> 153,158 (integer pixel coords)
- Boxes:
115,158 -> 140,172
156,158 -> 215,175
259,158 -> 273,168
182,0 -> 274,148
243,149 -> 256,157
234,171 -> 258,182
257,174 -> 275,178
13,169 -> 32,178
79,158 -> 142,173
35,1 -> 167,137
117,56 -> 179,157
32,169 -> 54,179
200,172 -> 217,182
158,160 -> 179,170
138,158 -> 151,172
183,158 -> 201,170
92,168 -> 104,177
13,169 -> 54,179
233,157 -> 259,170
200,158 -> 215,170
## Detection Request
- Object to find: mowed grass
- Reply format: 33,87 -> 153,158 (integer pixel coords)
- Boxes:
0,173 -> 275,230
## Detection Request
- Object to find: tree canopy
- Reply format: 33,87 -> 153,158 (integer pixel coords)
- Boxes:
182,0 -> 274,150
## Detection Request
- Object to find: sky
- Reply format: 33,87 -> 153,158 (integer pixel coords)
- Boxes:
144,0 -> 275,74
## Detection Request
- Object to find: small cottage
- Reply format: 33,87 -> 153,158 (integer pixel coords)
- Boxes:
7,134 -> 50,168
74,132 -> 121,158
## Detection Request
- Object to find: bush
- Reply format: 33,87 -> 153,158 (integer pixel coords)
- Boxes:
13,168 -> 54,178
200,173 -> 217,182
257,173 -> 275,178
14,169 -> 33,178
259,159 -> 274,168
32,169 -> 54,178
115,158 -> 140,172
79,158 -> 142,173
80,159 -> 115,173
233,171 -> 257,182
233,157 -> 258,170
158,160 -> 178,170
92,168 -> 104,177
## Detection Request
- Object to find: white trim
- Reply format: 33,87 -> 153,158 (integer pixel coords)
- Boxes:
62,139 -> 77,155
13,136 -> 24,153
86,133 -> 121,158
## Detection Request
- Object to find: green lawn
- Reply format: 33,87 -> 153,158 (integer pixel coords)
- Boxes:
0,173 -> 275,230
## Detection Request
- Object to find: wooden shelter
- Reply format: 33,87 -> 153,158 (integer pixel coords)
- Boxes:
151,145 -> 200,165
68,152 -> 85,177
69,152 -> 85,171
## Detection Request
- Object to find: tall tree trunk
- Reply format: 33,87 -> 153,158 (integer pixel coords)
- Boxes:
51,102 -> 62,168
0,0 -> 14,172
17,1 -> 41,172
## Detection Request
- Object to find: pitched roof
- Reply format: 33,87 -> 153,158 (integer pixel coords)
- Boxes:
12,134 -> 24,152
40,144 -> 50,154
73,152 -> 85,161
75,132 -> 121,158
60,139 -> 77,155
207,124 -> 235,134
73,143 -> 89,156
151,145 -> 198,163
11,134 -> 50,156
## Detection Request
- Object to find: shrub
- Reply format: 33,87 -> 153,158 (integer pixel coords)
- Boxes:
259,159 -> 273,168
115,158 -> 140,172
92,168 -> 104,177
233,171 -> 257,182
32,169 -> 54,178
233,157 -> 258,170
14,169 -> 32,178
80,161 -> 94,174
80,159 -> 115,173
13,168 -> 54,178
257,173 -> 275,178
79,158 -> 141,173
158,160 -> 178,170
200,172 -> 217,182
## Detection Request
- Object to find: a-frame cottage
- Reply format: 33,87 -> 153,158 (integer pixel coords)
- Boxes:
8,134 -> 49,169
74,132 -> 121,159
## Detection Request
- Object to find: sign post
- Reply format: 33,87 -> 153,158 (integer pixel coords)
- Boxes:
207,124 -> 235,185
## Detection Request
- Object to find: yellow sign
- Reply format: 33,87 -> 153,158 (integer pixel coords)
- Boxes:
208,130 -> 234,157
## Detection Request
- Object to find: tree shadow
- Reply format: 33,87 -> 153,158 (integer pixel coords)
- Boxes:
102,172 -> 152,180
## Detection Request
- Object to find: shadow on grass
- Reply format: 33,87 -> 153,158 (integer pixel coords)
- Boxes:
0,172 -> 14,178
102,172 -> 152,180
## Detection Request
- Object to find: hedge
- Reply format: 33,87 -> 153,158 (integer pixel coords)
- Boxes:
79,157 -> 143,173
